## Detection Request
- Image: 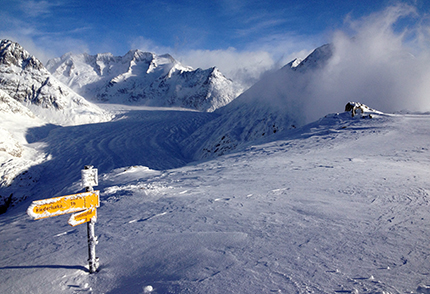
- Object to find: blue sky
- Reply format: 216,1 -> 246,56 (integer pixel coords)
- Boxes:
1,0 -> 430,86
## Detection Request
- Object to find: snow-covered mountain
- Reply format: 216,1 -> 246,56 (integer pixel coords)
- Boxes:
0,40 -> 111,125
183,44 -> 334,160
0,88 -> 49,212
0,40 -> 113,212
46,50 -> 241,112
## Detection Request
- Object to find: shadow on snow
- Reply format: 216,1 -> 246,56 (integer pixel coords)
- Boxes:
0,109 -> 217,214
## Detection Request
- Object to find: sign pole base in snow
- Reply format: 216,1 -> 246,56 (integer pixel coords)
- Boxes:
83,165 -> 99,274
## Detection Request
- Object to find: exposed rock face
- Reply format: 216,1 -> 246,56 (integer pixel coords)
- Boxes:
0,88 -> 35,117
0,39 -> 66,108
0,39 -> 111,125
0,40 -> 44,70
46,50 -> 242,112
345,101 -> 382,118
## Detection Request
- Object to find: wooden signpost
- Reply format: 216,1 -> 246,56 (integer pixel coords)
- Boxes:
27,165 -> 100,273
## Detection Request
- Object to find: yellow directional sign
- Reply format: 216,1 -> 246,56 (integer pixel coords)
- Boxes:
27,191 -> 100,220
68,206 -> 97,227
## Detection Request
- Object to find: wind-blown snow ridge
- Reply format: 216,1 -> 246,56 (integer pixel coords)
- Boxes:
292,43 -> 333,72
47,50 -> 241,112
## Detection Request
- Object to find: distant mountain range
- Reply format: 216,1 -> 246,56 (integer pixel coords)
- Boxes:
0,39 -> 336,160
0,38 -> 243,127
46,50 -> 242,112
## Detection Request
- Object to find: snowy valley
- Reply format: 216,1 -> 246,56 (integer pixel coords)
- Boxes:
1,39 -> 430,294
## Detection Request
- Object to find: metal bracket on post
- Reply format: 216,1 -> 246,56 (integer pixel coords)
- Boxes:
82,165 -> 99,274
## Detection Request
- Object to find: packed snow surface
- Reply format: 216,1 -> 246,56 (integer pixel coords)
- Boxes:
1,104 -> 430,293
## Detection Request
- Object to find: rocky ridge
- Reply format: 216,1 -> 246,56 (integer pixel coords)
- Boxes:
0,39 -> 111,125
47,50 -> 242,112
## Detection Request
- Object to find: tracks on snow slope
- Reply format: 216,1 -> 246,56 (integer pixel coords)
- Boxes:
0,109 -> 217,209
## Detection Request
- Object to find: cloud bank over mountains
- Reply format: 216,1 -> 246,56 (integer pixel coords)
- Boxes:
302,4 -> 430,119
124,3 -> 430,102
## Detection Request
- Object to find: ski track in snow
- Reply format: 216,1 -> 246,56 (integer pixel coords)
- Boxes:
1,111 -> 430,293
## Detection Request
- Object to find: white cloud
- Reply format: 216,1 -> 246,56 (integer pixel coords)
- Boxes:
7,1 -> 427,121
0,3 -> 91,63
130,31 -> 317,90
302,3 -> 430,120
178,48 -> 275,89
0,27 -> 90,64
130,36 -> 275,89
130,35 -> 309,89
19,0 -> 60,18
238,3 -> 430,124
0,7 -> 91,64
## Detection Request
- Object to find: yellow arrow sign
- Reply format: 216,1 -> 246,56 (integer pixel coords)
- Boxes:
68,206 -> 97,227
27,191 -> 100,220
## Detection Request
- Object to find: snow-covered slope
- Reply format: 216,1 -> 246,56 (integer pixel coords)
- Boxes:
46,51 -> 241,112
182,44 -> 334,160
0,40 -> 113,212
291,43 -> 332,72
0,104 -> 216,215
1,105 -> 430,293
0,40 -> 111,125
0,88 -> 42,164
0,89 -> 49,212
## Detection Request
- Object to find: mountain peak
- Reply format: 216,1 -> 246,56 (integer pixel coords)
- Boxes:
284,58 -> 303,69
158,53 -> 175,63
0,39 -> 110,124
293,43 -> 333,72
0,39 -> 43,70
123,49 -> 154,63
